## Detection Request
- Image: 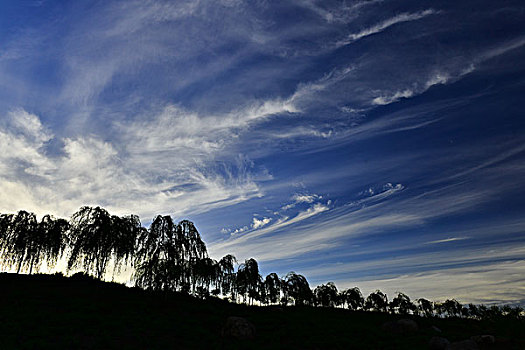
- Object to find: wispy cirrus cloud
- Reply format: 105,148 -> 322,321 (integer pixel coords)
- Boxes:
369,35 -> 525,107
210,141 -> 525,263
281,193 -> 322,211
337,9 -> 438,47
0,106 -> 274,219
334,260 -> 525,305
371,66 -> 475,106
297,0 -> 384,24
425,237 -> 470,244
211,198 -> 333,258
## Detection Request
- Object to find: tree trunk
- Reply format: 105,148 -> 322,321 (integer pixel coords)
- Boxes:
29,250 -> 38,275
16,259 -> 22,274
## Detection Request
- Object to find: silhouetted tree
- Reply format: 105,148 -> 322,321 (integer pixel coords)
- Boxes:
1,211 -> 38,273
236,258 -> 261,304
418,298 -> 434,317
218,254 -> 236,297
258,278 -> 268,305
29,215 -> 69,274
194,257 -> 218,296
477,304 -> 489,319
0,213 -> 14,257
314,282 -> 338,307
390,292 -> 416,315
178,220 -> 208,293
283,272 -> 312,306
0,212 -> 68,274
340,287 -> 364,310
443,299 -> 462,318
484,305 -> 504,320
134,216 -> 209,295
134,215 -> 180,291
365,290 -> 388,312
434,302 -> 445,317
264,272 -> 281,305
467,303 -> 480,319
110,214 -> 143,275
0,213 -> 13,232
502,305 -> 523,320
68,207 -> 141,279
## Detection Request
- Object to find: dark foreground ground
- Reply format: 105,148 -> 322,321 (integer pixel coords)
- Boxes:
0,273 -> 523,349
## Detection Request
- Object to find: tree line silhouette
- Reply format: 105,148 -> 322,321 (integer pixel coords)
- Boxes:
0,207 -> 522,321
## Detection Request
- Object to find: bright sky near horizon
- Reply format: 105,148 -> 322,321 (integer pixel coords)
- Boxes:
1,0 -> 524,305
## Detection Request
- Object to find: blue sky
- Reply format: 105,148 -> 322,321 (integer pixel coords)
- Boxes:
1,0 -> 524,305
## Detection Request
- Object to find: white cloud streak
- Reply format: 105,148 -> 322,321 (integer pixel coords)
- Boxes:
337,260 -> 525,305
337,9 -> 438,46
298,0 -> 384,24
425,237 -> 470,244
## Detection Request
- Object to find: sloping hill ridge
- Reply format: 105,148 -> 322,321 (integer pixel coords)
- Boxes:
0,273 -> 523,349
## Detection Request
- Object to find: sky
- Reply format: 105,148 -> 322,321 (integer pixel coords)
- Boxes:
0,0 -> 524,305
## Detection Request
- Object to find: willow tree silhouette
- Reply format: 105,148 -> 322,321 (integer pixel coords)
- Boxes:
264,272 -> 281,305
341,287 -> 364,310
0,213 -> 15,268
178,220 -> 208,294
134,215 -> 209,294
30,215 -> 70,274
417,298 -> 434,317
0,213 -> 13,240
1,210 -> 37,273
0,211 -> 69,274
67,206 -> 142,279
218,254 -> 237,299
134,215 -> 182,291
111,214 -> 144,275
365,290 -> 388,312
441,299 -> 462,317
390,292 -> 417,315
283,271 -> 312,306
193,257 -> 219,298
314,282 -> 339,307
236,258 -> 262,304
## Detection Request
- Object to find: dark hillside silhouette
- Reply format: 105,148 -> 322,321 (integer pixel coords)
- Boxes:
0,206 -> 523,325
0,272 -> 524,349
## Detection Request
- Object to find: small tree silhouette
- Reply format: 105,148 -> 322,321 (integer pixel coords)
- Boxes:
417,298 -> 434,317
218,254 -> 237,298
365,290 -> 388,312
283,272 -> 312,306
314,282 -> 338,307
264,272 -> 281,305
340,287 -> 364,310
236,258 -> 261,305
443,299 -> 462,317
390,292 -> 416,315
